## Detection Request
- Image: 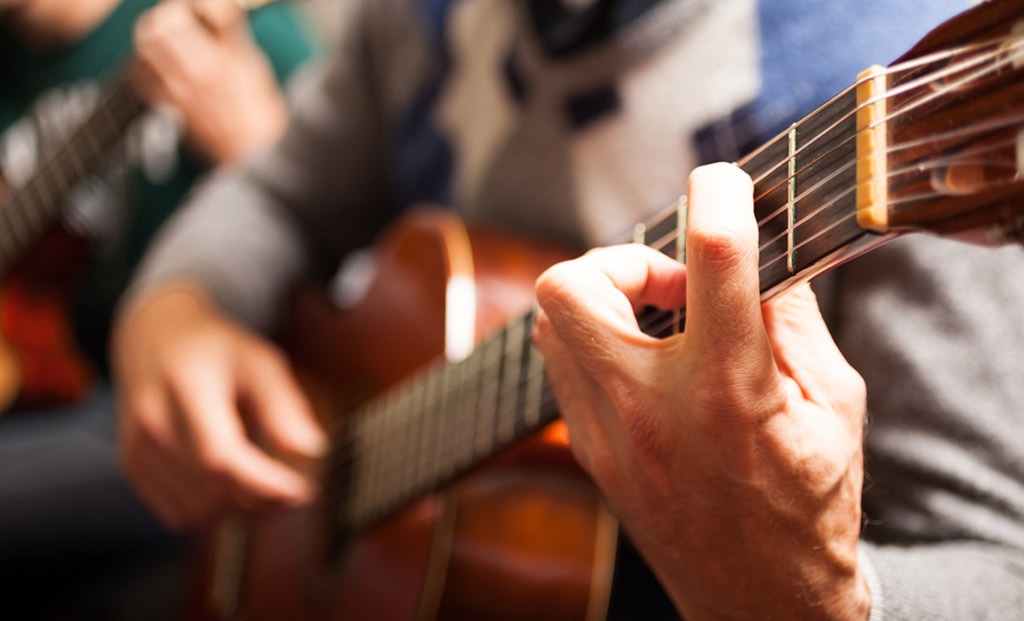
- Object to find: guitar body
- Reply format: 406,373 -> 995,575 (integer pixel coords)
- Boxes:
190,208 -> 619,620
0,177 -> 94,412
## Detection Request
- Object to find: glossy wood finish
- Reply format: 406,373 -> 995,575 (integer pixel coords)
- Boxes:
190,207 -> 617,620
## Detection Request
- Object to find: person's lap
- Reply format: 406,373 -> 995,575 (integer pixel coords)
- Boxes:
0,386 -> 186,620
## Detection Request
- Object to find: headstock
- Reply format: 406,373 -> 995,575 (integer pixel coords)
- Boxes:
856,0 -> 1024,244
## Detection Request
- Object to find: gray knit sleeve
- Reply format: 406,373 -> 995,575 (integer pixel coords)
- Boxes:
818,234 -> 1024,620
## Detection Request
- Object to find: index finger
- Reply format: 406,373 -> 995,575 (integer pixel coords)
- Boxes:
534,244 -> 687,377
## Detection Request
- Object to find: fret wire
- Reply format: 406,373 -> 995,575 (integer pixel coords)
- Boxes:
346,415 -> 369,531
422,370 -> 441,494
523,344 -> 545,428
391,383 -> 414,513
419,368 -> 435,490
497,316 -> 525,444
786,123 -> 797,274
372,399 -> 393,524
436,361 -> 455,482
420,370 -> 439,493
761,187 -> 858,272
369,388 -> 395,517
393,387 -> 414,516
450,356 -> 473,473
673,195 -> 687,333
350,403 -> 371,524
615,202 -> 676,247
336,416 -> 358,536
513,315 -> 536,437
759,159 -> 858,254
360,401 -> 381,524
406,375 -> 426,500
632,222 -> 646,244
476,332 -> 503,456
372,398 -> 392,520
461,342 -> 484,466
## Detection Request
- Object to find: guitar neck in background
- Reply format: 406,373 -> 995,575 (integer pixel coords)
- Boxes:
0,0 -> 285,279
0,69 -> 145,276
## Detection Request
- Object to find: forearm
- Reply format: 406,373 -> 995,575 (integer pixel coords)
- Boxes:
125,162 -> 313,333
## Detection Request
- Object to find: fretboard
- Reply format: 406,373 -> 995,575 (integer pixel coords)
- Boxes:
0,69 -> 145,275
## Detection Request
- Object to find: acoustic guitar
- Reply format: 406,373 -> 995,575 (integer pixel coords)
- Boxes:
0,0 -> 277,412
192,1 -> 1024,619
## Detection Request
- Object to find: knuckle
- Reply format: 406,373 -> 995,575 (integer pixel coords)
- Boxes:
688,225 -> 747,271
240,343 -> 291,381
535,262 -> 573,305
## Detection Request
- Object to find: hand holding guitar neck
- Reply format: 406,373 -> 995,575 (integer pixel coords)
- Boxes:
130,0 -> 288,164
534,164 -> 870,620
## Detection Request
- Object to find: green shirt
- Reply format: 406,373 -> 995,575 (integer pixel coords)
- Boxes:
0,0 -> 316,376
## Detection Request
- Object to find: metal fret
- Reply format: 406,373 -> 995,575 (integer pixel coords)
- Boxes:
450,355 -> 475,473
523,342 -> 546,428
787,123 -> 797,274
496,317 -> 525,444
476,332 -> 503,455
391,383 -> 414,512
435,362 -> 456,482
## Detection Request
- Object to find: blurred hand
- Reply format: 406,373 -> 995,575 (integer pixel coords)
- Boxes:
112,284 -> 327,530
131,0 -> 288,164
533,163 -> 870,620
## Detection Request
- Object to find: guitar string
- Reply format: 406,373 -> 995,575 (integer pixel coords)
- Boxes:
745,33 -> 1022,217
0,65 -> 143,272
324,36 -> 1024,520
0,72 -> 139,263
329,105 -> 1024,528
742,42 -> 1023,263
741,32 -> 1018,189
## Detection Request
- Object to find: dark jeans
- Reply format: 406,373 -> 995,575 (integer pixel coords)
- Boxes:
0,386 -> 186,621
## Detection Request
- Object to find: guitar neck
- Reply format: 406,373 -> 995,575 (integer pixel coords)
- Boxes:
0,68 -> 145,275
324,94 -> 872,551
325,0 -> 1024,551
